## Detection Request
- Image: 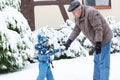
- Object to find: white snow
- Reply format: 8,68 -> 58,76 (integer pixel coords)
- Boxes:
0,53 -> 120,80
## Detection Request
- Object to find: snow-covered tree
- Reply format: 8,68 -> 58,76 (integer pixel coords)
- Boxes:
0,0 -> 21,10
0,0 -> 36,71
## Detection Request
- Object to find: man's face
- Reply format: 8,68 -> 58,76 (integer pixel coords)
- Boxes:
72,8 -> 82,18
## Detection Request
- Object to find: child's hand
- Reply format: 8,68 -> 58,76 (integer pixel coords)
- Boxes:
60,46 -> 66,51
38,46 -> 41,48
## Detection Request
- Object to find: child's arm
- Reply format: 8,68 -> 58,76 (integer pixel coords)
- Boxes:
35,43 -> 42,50
47,46 -> 65,56
48,49 -> 60,56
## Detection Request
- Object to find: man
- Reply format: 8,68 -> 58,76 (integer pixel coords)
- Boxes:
64,0 -> 113,80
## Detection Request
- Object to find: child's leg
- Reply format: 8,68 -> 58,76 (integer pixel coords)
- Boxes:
37,63 -> 48,80
46,66 -> 54,80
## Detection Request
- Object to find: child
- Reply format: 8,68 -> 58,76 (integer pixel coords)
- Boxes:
35,35 -> 65,80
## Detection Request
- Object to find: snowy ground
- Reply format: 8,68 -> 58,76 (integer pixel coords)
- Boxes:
0,54 -> 120,80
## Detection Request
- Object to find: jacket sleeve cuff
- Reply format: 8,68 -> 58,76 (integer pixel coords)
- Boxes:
66,39 -> 73,45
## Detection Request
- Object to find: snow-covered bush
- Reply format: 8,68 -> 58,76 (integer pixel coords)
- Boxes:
34,20 -> 88,59
0,0 -> 21,10
0,6 -> 35,71
111,23 -> 120,53
106,16 -> 120,53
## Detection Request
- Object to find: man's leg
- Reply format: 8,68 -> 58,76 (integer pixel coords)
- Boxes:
46,66 -> 54,80
93,52 -> 100,80
93,41 -> 111,80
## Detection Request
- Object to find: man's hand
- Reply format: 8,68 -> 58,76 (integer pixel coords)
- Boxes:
95,42 -> 102,54
63,39 -> 73,50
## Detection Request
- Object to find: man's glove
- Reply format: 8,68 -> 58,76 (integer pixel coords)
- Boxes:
64,39 -> 73,50
64,43 -> 70,50
95,42 -> 102,54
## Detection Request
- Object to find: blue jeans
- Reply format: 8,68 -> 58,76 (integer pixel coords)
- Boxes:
93,41 -> 111,80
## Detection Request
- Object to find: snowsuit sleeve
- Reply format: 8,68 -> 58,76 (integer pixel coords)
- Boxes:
47,48 -> 62,56
35,43 -> 42,50
35,43 -> 43,54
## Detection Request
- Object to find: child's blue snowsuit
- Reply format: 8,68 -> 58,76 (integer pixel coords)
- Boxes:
35,43 -> 63,80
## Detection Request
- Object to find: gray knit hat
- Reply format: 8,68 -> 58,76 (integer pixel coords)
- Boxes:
68,0 -> 81,12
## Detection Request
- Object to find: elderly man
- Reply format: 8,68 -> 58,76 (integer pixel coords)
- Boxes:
64,0 -> 113,80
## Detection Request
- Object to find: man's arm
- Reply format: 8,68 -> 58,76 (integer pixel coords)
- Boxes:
88,9 -> 103,54
64,24 -> 81,50
88,9 -> 103,42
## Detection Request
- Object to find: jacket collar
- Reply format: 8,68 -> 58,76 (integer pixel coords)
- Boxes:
78,5 -> 86,22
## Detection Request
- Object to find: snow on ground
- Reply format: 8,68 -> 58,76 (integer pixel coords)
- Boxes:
0,54 -> 120,80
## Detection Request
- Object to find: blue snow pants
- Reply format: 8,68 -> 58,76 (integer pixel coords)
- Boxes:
37,62 -> 54,80
93,41 -> 112,80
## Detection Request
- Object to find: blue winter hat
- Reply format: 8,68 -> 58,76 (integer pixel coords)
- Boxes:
68,0 -> 81,12
42,36 -> 48,43
37,35 -> 48,44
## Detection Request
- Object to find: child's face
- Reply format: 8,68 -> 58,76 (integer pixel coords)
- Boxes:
43,40 -> 49,46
